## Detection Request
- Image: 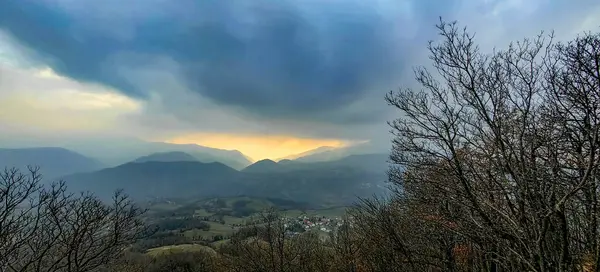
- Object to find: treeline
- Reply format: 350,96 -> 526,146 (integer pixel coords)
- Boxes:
150,217 -> 211,233
151,198 -> 285,222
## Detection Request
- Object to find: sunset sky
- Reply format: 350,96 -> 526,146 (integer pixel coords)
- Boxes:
1,0 -> 599,160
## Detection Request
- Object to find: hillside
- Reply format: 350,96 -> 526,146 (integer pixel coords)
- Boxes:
293,142 -> 386,163
145,195 -> 313,218
326,153 -> 390,174
268,153 -> 389,175
276,146 -> 336,161
0,147 -> 104,179
241,159 -> 281,173
17,136 -> 254,170
240,163 -> 387,205
134,151 -> 198,163
63,154 -> 389,205
65,161 -> 241,200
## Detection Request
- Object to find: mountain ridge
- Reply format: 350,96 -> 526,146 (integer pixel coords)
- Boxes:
133,151 -> 198,163
62,154 -> 389,205
241,159 -> 279,173
0,135 -> 254,169
0,147 -> 105,179
276,146 -> 336,161
293,142 -> 385,163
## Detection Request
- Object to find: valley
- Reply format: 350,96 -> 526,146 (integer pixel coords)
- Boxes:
136,196 -> 348,253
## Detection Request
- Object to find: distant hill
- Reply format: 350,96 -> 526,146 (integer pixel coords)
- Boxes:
326,153 -> 390,174
276,146 -> 336,161
277,159 -> 295,165
283,153 -> 390,174
240,164 -> 387,205
241,159 -> 281,173
147,142 -> 253,170
133,151 -> 198,163
0,147 -> 104,179
293,142 -> 384,163
109,141 -> 254,170
245,154 -> 389,174
0,136 -> 254,170
65,161 -> 242,200
62,154 -> 390,206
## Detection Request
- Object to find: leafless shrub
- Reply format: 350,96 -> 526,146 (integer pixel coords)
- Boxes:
0,166 -> 148,272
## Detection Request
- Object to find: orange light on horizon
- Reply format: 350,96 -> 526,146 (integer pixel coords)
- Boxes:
165,133 -> 352,161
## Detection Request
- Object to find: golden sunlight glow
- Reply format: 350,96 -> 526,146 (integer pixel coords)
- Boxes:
166,133 -> 351,161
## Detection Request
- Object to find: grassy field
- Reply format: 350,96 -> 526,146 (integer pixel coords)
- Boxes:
194,209 -> 213,217
223,215 -> 246,225
184,222 -> 235,239
146,244 -> 216,256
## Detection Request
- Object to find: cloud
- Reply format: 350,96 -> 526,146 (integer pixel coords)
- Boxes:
0,0 -> 411,125
1,0 -> 599,155
0,64 -> 141,134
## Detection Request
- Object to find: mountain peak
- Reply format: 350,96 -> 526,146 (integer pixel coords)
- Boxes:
241,159 -> 280,172
277,159 -> 295,165
256,159 -> 277,164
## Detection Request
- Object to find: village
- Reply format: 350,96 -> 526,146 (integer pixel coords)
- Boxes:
281,214 -> 348,237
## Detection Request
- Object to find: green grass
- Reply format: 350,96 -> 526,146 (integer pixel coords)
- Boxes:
194,209 -> 213,217
223,215 -> 246,225
146,244 -> 216,256
184,222 -> 235,239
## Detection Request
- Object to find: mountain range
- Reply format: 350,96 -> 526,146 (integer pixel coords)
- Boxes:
0,144 -> 391,206
0,136 -> 253,170
63,153 -> 389,206
289,142 -> 384,163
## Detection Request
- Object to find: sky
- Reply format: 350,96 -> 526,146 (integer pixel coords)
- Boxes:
0,0 -> 599,160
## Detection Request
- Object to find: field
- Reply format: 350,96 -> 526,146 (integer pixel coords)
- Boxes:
139,196 -> 348,250
184,222 -> 234,238
146,244 -> 216,256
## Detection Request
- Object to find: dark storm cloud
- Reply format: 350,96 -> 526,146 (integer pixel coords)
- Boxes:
0,0 -> 426,123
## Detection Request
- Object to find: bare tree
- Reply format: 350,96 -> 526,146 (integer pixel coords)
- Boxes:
329,214 -> 362,272
378,18 -> 600,271
220,208 -> 334,272
0,166 -> 148,272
